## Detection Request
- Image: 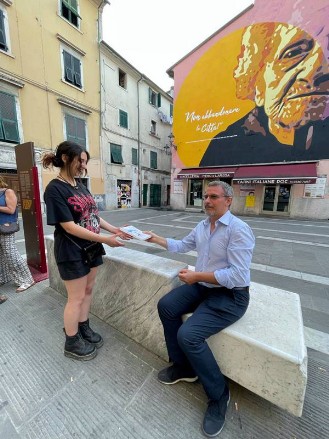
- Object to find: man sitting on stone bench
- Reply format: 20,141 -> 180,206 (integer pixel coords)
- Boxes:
146,181 -> 255,437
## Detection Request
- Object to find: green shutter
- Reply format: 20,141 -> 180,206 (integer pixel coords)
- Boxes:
132,148 -> 138,165
170,103 -> 173,118
119,110 -> 128,128
110,143 -> 123,164
62,0 -> 82,19
72,57 -> 82,88
157,93 -> 161,108
65,114 -> 86,147
0,10 -> 7,51
0,92 -> 19,143
149,87 -> 152,104
150,151 -> 157,169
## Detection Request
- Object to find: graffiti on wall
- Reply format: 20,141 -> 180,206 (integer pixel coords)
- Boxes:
175,22 -> 329,167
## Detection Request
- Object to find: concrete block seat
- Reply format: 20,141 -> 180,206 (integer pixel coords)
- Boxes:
46,237 -> 307,417
184,283 -> 308,417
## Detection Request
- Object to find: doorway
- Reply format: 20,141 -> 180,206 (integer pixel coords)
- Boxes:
262,184 -> 291,213
187,179 -> 203,208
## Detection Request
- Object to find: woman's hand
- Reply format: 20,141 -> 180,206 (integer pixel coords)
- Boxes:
116,226 -> 133,240
103,234 -> 124,248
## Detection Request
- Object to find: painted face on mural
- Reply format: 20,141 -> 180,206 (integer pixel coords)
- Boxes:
234,23 -> 329,144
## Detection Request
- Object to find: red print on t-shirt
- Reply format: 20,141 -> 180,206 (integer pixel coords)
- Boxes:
67,194 -> 100,233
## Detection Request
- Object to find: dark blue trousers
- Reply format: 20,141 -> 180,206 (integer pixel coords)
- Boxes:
157,283 -> 249,401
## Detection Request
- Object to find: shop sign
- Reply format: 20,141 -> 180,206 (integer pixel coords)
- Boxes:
234,178 -> 317,184
178,172 -> 233,179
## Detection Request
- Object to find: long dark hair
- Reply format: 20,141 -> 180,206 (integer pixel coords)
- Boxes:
42,141 -> 89,179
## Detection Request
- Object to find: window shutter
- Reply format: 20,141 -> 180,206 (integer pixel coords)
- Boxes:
150,151 -> 157,169
132,148 -> 138,165
73,57 -> 82,88
65,114 -> 86,147
0,10 -> 7,51
0,92 -> 19,142
149,87 -> 152,104
170,103 -> 173,118
110,143 -> 123,164
119,110 -> 128,128
157,93 -> 161,108
63,51 -> 74,83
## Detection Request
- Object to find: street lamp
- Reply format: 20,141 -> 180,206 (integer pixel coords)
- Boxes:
164,133 -> 177,155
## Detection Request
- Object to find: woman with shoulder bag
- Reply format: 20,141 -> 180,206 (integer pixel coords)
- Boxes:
42,141 -> 131,361
0,176 -> 35,292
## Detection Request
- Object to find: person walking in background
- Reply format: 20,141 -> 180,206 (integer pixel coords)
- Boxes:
42,141 -> 131,361
146,181 -> 255,437
0,176 -> 35,293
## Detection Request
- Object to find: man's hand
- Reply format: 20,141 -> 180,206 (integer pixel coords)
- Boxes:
144,231 -> 168,249
178,269 -> 197,285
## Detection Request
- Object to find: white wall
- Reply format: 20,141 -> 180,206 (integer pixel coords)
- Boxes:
100,44 -> 173,209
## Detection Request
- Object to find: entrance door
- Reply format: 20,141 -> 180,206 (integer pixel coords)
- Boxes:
262,184 -> 291,213
150,184 -> 161,207
142,184 -> 148,206
187,179 -> 203,207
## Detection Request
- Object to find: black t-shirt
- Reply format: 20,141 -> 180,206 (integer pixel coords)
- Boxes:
44,179 -> 101,263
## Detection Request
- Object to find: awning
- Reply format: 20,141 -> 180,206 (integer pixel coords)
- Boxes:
233,163 -> 317,184
176,167 -> 237,179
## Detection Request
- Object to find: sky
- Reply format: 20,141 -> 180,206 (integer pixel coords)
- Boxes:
102,0 -> 253,92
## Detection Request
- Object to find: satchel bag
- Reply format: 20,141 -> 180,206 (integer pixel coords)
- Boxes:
0,221 -> 20,234
64,233 -> 105,264
0,190 -> 19,234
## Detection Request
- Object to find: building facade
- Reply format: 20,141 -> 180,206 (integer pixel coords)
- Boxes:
167,0 -> 329,219
100,42 -> 173,209
0,0 -> 106,210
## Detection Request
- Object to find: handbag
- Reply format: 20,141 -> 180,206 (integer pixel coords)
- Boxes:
0,221 -> 20,234
0,189 -> 20,234
64,233 -> 105,264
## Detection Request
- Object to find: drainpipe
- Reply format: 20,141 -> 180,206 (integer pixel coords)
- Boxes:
97,0 -> 111,200
137,75 -> 144,208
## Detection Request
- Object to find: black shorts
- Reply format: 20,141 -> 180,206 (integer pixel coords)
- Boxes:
57,256 -> 103,281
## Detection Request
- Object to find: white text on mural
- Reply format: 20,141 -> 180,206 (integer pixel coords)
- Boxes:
185,107 -> 240,133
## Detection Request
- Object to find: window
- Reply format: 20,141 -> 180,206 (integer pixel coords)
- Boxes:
61,0 -> 80,28
119,109 -> 128,128
149,88 -> 156,106
132,147 -> 138,165
150,151 -> 157,169
63,50 -> 82,88
118,69 -> 127,89
65,114 -> 86,147
170,103 -> 173,118
150,120 -> 156,135
0,91 -> 20,143
110,143 -> 123,164
149,87 -> 161,107
0,8 -> 9,52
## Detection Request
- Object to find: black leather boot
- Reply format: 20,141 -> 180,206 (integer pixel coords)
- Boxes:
64,331 -> 97,361
79,319 -> 104,348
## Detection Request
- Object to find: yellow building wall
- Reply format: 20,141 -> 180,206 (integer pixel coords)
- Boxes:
0,0 -> 103,192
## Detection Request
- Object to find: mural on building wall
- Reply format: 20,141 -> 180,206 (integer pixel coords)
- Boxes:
175,22 -> 329,167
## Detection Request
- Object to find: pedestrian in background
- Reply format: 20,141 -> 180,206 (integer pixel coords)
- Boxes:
42,141 -> 131,361
0,175 -> 35,293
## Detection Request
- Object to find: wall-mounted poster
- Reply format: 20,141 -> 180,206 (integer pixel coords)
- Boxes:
175,21 -> 329,167
117,180 -> 131,208
173,179 -> 184,194
304,177 -> 327,198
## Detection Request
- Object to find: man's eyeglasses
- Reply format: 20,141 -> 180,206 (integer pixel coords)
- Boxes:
202,194 -> 230,200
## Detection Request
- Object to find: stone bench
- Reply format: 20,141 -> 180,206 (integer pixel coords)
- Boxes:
46,236 -> 307,417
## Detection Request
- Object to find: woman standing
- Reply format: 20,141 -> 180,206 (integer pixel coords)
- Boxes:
42,141 -> 130,361
0,176 -> 35,292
